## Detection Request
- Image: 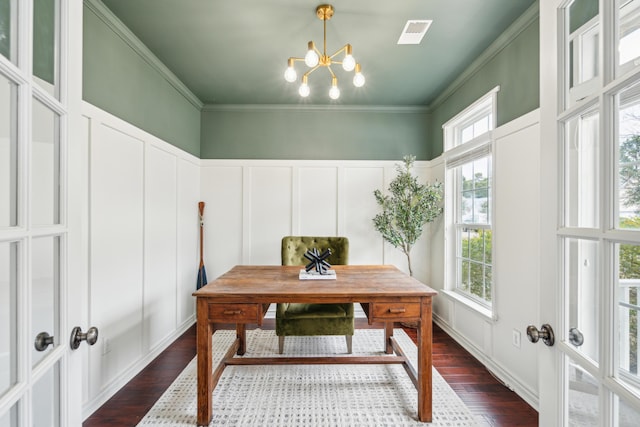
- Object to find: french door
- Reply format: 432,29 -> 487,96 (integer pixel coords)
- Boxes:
0,1 -> 84,426
540,0 -> 640,425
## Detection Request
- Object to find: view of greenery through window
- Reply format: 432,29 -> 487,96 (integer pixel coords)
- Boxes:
620,103 -> 640,374
458,158 -> 492,303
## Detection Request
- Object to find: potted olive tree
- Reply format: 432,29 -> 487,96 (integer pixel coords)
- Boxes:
373,155 -> 443,277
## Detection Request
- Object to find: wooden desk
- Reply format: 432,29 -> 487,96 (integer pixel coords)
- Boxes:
193,265 -> 437,425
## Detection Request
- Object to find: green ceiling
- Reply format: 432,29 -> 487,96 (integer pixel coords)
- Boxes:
100,0 -> 536,106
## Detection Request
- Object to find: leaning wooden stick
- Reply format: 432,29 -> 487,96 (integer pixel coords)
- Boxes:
197,201 -> 207,289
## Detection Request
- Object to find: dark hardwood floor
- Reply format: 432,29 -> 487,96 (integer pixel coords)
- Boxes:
83,320 -> 537,427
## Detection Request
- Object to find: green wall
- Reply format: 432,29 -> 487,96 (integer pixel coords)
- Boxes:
81,1 -> 540,162
200,108 -> 430,160
427,16 -> 540,159
570,0 -> 598,33
33,0 -> 54,84
82,4 -> 201,157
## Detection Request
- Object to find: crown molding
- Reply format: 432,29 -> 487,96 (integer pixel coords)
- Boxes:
427,1 -> 540,112
201,104 -> 430,114
84,0 -> 203,109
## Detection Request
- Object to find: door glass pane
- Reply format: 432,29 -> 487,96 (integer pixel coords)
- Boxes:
618,84 -> 640,229
619,0 -> 640,72
565,238 -> 599,362
568,358 -> 599,426
618,243 -> 640,393
0,0 -> 17,63
565,111 -> 600,228
1,73 -> 17,228
618,393 -> 640,426
33,0 -> 58,98
0,400 -> 18,427
31,236 -> 59,367
32,363 -> 59,427
32,98 -> 60,226
0,241 -> 17,397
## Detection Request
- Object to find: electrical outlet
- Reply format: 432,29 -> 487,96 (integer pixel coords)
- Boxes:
512,329 -> 521,348
102,337 -> 111,355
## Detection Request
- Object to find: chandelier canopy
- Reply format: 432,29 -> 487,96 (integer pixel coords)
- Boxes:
284,4 -> 365,100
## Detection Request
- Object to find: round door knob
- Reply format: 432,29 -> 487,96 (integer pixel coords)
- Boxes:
526,324 -> 555,346
34,332 -> 54,352
70,326 -> 99,350
569,327 -> 584,347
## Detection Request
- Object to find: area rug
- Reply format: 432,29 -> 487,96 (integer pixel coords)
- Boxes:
137,328 -> 478,426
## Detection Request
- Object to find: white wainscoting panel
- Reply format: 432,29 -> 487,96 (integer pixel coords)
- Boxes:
144,145 -> 178,351
89,122 -> 145,396
200,166 -> 243,280
298,167 -> 338,236
82,104 -> 199,418
248,167 -> 293,265
492,113 -> 540,398
342,167 -> 385,265
177,158 -> 200,325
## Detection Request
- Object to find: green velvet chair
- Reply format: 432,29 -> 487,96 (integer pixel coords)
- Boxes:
276,236 -> 354,354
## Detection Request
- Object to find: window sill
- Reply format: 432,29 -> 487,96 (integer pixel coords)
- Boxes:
442,290 -> 495,321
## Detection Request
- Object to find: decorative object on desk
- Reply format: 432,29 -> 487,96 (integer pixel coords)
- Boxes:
304,247 -> 332,274
373,155 -> 443,277
299,247 -> 336,280
196,201 -> 207,290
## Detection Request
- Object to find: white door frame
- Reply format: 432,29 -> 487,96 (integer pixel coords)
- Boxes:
539,0 -> 640,425
0,0 -> 85,425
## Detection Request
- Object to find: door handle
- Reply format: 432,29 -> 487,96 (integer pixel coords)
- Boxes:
70,326 -> 99,350
526,324 -> 555,346
34,332 -> 54,351
569,327 -> 584,347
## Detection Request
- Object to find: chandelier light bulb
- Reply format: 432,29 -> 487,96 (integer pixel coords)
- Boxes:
299,75 -> 310,97
353,63 -> 365,88
284,58 -> 297,82
304,41 -> 319,67
342,45 -> 355,71
329,77 -> 340,99
284,66 -> 297,83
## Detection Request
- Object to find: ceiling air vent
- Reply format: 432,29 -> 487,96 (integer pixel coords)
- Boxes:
397,20 -> 432,45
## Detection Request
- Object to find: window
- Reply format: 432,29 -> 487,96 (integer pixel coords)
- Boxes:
444,87 -> 498,309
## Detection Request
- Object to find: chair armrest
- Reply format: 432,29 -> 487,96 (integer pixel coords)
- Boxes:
276,303 -> 290,317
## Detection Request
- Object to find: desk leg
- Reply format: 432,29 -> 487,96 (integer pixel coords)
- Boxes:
384,322 -> 394,354
236,323 -> 246,355
417,297 -> 433,422
196,298 -> 213,426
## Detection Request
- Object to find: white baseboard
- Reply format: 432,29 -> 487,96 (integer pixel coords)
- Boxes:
433,313 -> 539,411
82,315 -> 196,420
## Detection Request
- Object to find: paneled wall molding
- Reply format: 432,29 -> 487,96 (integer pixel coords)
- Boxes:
81,102 -> 199,418
83,0 -> 203,110
200,158 -> 434,282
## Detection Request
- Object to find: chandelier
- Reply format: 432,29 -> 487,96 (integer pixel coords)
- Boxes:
284,4 -> 365,100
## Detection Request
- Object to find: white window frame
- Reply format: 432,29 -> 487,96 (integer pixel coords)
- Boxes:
443,86 -> 498,314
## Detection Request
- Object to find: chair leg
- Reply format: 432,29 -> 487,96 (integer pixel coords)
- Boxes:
345,335 -> 352,354
278,336 -> 285,354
